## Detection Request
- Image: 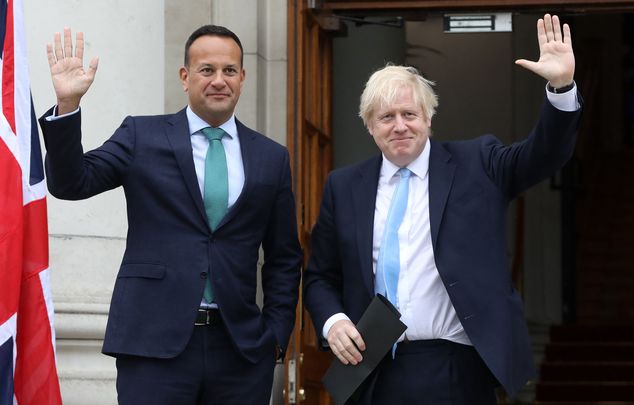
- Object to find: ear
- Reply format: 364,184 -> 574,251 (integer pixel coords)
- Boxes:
179,67 -> 189,92
239,68 -> 246,89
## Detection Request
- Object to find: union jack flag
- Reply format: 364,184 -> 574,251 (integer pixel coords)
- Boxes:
0,0 -> 62,403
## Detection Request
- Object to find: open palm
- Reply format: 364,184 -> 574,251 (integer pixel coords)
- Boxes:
516,14 -> 575,88
46,28 -> 98,113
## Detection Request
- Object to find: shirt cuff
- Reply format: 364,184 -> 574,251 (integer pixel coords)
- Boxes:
322,312 -> 350,339
45,106 -> 80,121
545,82 -> 580,112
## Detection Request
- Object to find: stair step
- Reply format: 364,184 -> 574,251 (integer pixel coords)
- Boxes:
577,316 -> 634,324
575,311 -> 634,323
533,401 -> 634,405
541,362 -> 634,381
578,264 -> 634,272
536,382 -> 634,401
550,326 -> 634,342
578,267 -> 634,274
576,289 -> 634,299
545,343 -> 634,361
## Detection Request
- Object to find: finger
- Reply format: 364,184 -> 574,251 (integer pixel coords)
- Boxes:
86,56 -> 99,81
563,23 -> 572,47
88,56 -> 99,73
336,349 -> 355,365
342,338 -> 362,363
53,32 -> 63,61
75,31 -> 85,61
536,18 -> 547,49
63,27 -> 72,58
552,15 -> 562,43
349,329 -> 366,352
335,352 -> 349,365
338,342 -> 361,365
331,333 -> 360,363
544,14 -> 554,43
330,339 -> 352,365
46,43 -> 56,68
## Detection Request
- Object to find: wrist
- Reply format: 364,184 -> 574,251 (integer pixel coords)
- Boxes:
547,81 -> 575,94
56,98 -> 81,115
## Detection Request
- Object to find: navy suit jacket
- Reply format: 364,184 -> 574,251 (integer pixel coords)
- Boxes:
303,98 -> 582,396
39,107 -> 302,363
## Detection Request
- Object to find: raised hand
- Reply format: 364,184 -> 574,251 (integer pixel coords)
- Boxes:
515,14 -> 575,88
46,27 -> 99,114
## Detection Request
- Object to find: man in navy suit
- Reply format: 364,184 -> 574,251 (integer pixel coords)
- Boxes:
304,14 -> 581,404
40,25 -> 302,404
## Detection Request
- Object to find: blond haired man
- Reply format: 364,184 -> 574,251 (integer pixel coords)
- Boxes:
304,14 -> 580,404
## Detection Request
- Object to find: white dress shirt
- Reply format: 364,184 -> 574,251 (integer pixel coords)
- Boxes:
186,106 -> 244,207
373,145 -> 471,344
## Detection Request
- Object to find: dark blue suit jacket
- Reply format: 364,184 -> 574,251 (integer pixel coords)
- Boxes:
39,107 -> 302,363
303,99 -> 582,396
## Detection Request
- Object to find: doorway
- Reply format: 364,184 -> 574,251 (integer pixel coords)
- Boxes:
286,4 -> 634,404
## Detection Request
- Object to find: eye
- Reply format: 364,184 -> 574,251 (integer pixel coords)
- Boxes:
224,67 -> 239,76
199,67 -> 213,75
379,113 -> 393,122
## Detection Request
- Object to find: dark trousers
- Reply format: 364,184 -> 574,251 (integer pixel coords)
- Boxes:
115,319 -> 275,405
353,339 -> 498,405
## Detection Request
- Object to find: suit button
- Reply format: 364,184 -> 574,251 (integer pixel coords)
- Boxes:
200,272 -> 207,279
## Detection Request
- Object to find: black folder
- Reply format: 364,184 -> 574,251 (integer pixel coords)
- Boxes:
322,294 -> 407,405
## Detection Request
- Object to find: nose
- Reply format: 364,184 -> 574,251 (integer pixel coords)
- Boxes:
211,71 -> 226,88
394,114 -> 407,132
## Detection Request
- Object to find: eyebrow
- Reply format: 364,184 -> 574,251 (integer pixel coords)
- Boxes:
197,63 -> 239,69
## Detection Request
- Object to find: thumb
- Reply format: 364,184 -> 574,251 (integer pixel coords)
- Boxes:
87,56 -> 99,78
515,59 -> 539,73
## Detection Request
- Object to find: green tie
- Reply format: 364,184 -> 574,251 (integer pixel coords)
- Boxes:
202,127 -> 228,303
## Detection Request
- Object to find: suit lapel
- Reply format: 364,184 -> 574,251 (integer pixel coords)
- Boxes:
352,156 -> 382,296
165,109 -> 209,227
428,140 -> 455,249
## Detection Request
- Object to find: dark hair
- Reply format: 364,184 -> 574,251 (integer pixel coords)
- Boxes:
184,25 -> 243,67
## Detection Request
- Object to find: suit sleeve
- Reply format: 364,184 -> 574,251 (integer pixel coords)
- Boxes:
482,94 -> 583,199
39,107 -> 135,200
303,174 -> 347,337
260,149 -> 302,353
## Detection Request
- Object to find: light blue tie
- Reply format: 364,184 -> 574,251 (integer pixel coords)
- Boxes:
375,168 -> 411,357
375,168 -> 411,306
202,127 -> 228,303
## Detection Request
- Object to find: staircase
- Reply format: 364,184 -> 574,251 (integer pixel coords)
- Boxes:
575,147 -> 634,324
534,146 -> 634,404
535,325 -> 634,404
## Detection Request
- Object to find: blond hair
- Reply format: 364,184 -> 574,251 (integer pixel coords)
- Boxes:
359,65 -> 438,127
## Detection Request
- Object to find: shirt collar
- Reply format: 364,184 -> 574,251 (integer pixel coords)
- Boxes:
380,139 -> 431,181
186,106 -> 237,139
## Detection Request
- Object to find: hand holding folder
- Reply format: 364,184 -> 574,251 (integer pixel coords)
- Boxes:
322,294 -> 407,405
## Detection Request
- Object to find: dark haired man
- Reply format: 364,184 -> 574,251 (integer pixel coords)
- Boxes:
40,24 -> 302,404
